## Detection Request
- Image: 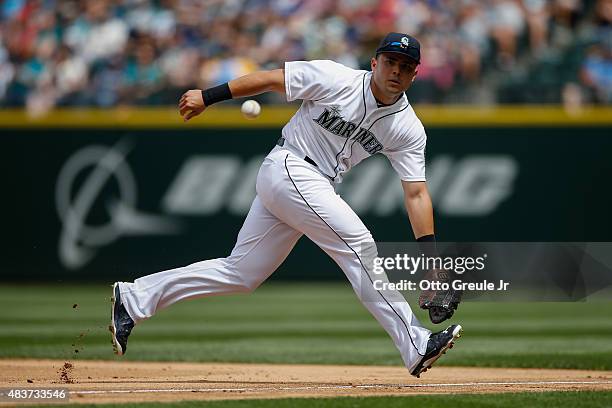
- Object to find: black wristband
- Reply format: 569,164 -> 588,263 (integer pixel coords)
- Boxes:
201,83 -> 232,106
416,234 -> 436,243
416,234 -> 438,258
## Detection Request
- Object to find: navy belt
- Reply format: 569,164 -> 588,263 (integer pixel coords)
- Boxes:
276,137 -> 319,168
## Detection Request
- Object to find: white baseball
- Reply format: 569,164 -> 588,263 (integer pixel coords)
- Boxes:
241,100 -> 261,119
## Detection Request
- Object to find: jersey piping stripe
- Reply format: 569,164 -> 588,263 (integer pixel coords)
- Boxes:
284,154 -> 425,357
331,72 -> 368,181
346,101 -> 411,161
377,92 -> 404,108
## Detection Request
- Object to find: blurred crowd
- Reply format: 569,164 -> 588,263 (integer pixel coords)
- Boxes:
0,0 -> 610,113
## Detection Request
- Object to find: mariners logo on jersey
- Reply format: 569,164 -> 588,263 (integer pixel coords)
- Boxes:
313,108 -> 383,155
282,59 -> 427,183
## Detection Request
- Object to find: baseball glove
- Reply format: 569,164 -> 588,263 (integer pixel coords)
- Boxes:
418,268 -> 462,324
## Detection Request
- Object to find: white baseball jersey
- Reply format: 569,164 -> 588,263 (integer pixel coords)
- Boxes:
282,59 -> 427,183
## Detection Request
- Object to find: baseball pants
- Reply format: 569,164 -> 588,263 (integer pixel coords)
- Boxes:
118,144 -> 431,371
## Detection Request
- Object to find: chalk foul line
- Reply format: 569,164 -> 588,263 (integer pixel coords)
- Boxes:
71,380 -> 612,395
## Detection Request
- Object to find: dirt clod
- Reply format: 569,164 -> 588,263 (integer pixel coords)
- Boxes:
58,362 -> 74,384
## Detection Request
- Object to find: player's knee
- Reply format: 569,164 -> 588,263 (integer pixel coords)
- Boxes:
223,260 -> 260,293
236,276 -> 261,293
343,228 -> 374,244
349,237 -> 377,260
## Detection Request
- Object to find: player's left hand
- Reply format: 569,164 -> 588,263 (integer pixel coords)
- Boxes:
179,90 -> 206,122
418,268 -> 462,324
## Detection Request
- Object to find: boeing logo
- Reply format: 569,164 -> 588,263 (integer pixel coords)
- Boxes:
56,142 -> 518,269
55,140 -> 182,270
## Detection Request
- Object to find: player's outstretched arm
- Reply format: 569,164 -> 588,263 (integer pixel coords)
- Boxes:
228,69 -> 286,98
401,180 -> 434,239
179,69 -> 285,121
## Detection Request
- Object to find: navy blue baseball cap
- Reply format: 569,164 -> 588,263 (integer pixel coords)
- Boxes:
376,32 -> 421,64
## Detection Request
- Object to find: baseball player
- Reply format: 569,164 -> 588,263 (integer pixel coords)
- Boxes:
111,32 -> 462,378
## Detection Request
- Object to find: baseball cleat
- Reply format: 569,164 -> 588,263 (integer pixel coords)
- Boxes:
110,282 -> 134,356
410,324 -> 462,378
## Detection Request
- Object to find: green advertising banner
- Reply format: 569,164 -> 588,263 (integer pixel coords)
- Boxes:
3,121 -> 611,281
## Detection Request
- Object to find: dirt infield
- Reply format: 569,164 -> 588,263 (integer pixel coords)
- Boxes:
1,359 -> 610,405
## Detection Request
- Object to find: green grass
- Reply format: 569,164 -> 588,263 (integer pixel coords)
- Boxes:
25,392 -> 612,408
0,283 -> 611,369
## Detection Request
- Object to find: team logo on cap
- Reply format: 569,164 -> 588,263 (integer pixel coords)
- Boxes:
401,36 -> 410,47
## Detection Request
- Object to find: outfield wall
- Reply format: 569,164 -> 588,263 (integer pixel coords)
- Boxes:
2,106 -> 611,281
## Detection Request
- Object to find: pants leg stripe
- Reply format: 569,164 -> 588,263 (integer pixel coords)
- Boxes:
284,154 -> 424,356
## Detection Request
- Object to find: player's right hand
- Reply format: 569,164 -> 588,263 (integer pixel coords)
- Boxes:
179,90 -> 206,122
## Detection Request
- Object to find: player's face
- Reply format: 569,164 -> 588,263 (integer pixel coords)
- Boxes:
371,53 -> 418,101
